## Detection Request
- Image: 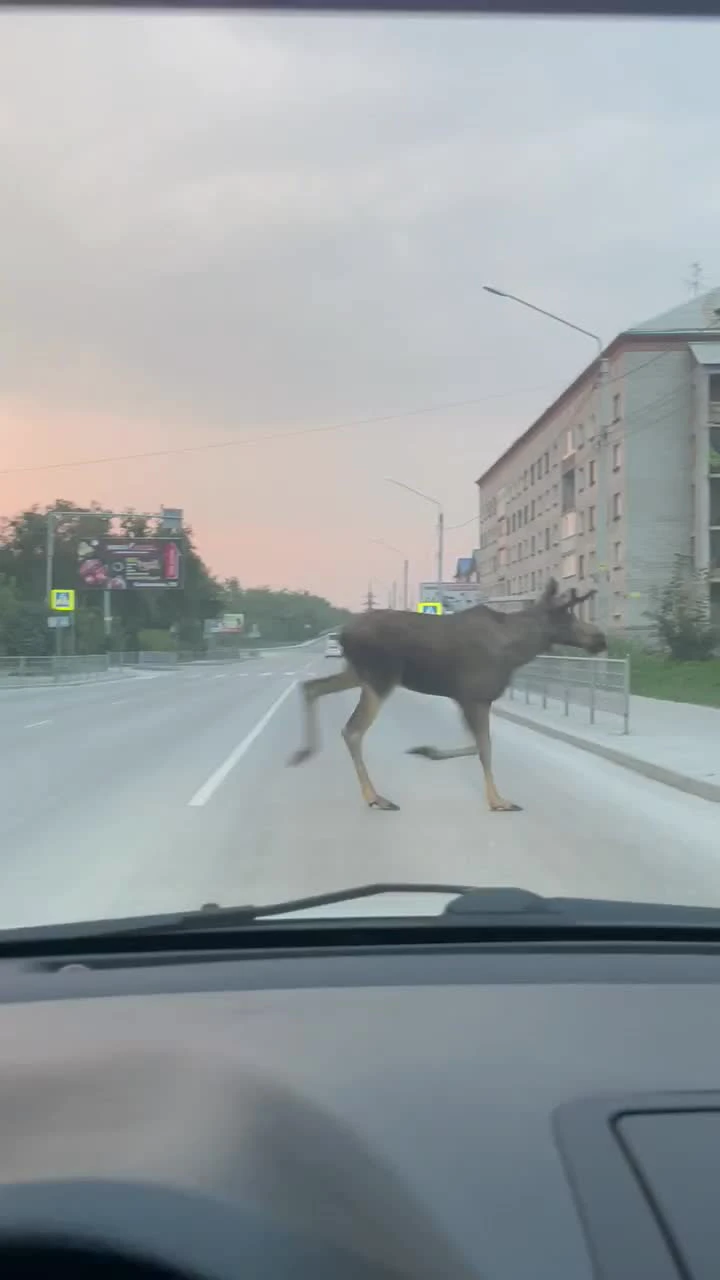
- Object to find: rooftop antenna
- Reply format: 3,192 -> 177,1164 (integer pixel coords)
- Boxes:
685,262 -> 704,298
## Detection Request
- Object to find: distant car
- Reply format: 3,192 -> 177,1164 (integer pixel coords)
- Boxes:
325,633 -> 342,658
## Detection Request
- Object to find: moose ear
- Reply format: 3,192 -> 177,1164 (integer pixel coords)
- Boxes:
540,577 -> 559,604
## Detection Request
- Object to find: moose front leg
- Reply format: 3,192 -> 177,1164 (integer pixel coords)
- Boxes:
460,700 -> 522,813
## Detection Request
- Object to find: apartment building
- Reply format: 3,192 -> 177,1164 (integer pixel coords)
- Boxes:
474,287 -> 720,633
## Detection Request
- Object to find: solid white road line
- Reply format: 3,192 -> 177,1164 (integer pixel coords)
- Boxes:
188,680 -> 298,808
24,719 -> 52,729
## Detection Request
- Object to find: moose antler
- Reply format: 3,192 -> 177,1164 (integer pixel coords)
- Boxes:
568,587 -> 597,607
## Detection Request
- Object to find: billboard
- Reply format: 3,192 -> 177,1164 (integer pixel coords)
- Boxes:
77,537 -> 183,590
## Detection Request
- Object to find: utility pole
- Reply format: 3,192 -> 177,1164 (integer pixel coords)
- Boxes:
402,558 -> 409,611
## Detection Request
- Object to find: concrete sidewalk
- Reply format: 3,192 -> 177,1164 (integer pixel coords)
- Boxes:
494,690 -> 720,804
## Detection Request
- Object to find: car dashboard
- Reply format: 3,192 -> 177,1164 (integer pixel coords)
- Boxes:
0,939 -> 719,1280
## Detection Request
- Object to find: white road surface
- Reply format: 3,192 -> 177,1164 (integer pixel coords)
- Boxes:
1,639 -> 719,931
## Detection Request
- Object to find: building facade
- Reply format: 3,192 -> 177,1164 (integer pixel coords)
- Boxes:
474,288 -> 720,633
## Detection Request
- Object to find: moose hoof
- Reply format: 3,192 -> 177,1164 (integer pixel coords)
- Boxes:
407,746 -> 440,761
490,801 -> 523,813
369,796 -> 400,812
288,748 -> 312,767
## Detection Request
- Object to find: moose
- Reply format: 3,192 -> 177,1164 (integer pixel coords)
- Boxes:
288,579 -> 605,813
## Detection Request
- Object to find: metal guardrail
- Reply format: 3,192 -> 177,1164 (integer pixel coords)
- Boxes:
0,648 -> 256,687
504,653 -> 630,734
0,654 -> 120,686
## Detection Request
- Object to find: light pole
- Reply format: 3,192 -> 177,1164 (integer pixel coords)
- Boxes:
483,286 -> 609,628
371,539 -> 410,610
385,478 -> 444,584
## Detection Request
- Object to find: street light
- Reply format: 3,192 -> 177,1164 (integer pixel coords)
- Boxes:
482,286 -> 602,358
385,478 -> 444,584
370,539 -> 410,610
483,286 -> 609,627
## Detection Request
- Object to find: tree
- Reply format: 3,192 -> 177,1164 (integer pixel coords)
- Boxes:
0,498 -> 350,654
217,582 -> 351,644
646,556 -> 717,661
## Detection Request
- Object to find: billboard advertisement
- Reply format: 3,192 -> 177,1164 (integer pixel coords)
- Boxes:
77,537 -> 183,590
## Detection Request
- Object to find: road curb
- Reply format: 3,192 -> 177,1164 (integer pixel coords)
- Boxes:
493,703 -> 720,805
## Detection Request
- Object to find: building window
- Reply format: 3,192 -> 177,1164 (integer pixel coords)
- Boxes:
544,452 -> 550,475
531,571 -> 536,590
545,527 -> 550,551
614,541 -> 622,567
589,506 -> 596,532
562,427 -> 574,458
710,374 -> 720,424
588,458 -> 596,486
612,492 -> 623,520
577,423 -> 584,447
524,505 -> 529,523
531,499 -> 536,520
561,470 -> 576,514
561,553 -> 577,578
578,510 -> 585,535
612,393 -> 622,423
531,534 -> 536,555
578,554 -> 585,580
612,442 -> 622,471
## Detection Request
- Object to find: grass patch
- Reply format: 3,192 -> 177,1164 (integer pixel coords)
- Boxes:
608,641 -> 720,708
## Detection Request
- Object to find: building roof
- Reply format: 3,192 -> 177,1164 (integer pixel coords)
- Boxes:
476,286 -> 720,489
626,287 -> 720,335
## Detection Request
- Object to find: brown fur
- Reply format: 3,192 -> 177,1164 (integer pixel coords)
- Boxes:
288,579 -> 604,812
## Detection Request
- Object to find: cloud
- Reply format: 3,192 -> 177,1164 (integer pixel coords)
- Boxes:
0,10 -> 718,601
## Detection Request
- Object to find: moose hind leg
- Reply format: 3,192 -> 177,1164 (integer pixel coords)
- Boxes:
342,684 -> 399,811
461,701 -> 522,813
408,705 -> 477,762
288,665 -> 358,766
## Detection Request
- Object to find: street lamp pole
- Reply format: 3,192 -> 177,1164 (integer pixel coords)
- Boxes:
385,478 -> 444,584
371,539 -> 410,610
483,287 -> 609,628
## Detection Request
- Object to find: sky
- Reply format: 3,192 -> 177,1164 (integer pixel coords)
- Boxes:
1,9 -> 719,608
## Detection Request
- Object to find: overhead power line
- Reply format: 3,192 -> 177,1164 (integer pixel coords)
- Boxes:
0,384 -> 553,481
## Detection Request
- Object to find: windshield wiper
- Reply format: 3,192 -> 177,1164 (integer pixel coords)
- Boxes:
3,885 -> 720,949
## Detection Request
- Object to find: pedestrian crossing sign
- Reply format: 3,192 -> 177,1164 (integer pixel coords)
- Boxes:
50,589 -> 75,612
417,601 -> 443,615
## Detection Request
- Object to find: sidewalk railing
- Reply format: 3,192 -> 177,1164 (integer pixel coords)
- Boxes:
503,653 -> 630,734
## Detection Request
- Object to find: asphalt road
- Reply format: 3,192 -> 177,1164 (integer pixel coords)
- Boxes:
1,638 -> 719,931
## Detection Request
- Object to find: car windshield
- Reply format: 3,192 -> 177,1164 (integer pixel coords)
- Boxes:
0,5 -> 719,934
